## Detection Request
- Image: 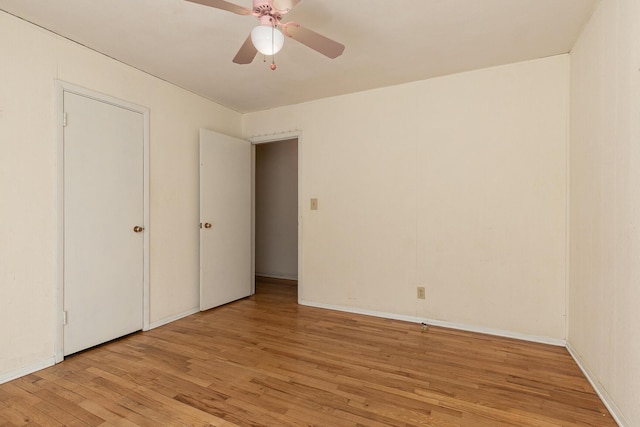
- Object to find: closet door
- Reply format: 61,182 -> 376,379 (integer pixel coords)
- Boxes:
63,91 -> 144,356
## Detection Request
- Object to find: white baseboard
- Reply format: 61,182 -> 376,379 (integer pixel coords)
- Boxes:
424,317 -> 566,347
298,299 -> 566,347
147,307 -> 199,330
566,342 -> 628,427
256,272 -> 298,281
300,299 -> 427,323
0,357 -> 56,385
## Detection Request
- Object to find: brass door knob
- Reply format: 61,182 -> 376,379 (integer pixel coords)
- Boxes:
204,223 -> 212,229
133,226 -> 144,233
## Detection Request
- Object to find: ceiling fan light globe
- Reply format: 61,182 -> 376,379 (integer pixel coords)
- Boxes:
251,25 -> 284,56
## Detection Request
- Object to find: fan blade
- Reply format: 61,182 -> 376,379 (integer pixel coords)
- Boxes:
185,0 -> 251,15
233,34 -> 258,64
284,24 -> 345,59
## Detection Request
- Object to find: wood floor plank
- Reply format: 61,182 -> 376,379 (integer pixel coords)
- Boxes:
0,279 -> 616,426
76,401 -> 140,427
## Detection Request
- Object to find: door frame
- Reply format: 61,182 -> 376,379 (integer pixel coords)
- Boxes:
54,81 -> 150,363
249,131 -> 302,300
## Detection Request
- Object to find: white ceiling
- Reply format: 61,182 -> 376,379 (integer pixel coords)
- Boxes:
0,0 -> 599,113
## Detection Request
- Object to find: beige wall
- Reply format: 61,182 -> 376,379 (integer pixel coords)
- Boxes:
0,12 -> 241,379
569,0 -> 640,425
244,55 -> 569,341
255,139 -> 298,280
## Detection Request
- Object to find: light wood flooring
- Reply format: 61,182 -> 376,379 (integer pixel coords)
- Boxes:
0,278 -> 615,426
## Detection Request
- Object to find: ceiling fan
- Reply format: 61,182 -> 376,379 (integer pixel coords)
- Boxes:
185,0 -> 345,69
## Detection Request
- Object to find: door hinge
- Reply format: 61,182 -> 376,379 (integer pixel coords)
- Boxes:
63,112 -> 68,127
63,310 -> 68,325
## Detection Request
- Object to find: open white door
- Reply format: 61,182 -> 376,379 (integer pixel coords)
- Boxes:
200,129 -> 253,311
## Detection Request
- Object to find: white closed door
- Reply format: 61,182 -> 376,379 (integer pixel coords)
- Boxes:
63,91 -> 144,356
200,129 -> 253,311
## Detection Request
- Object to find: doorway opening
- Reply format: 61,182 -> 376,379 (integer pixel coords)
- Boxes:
254,138 -> 299,297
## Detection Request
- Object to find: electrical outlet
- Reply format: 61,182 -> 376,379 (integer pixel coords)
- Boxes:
417,287 -> 425,299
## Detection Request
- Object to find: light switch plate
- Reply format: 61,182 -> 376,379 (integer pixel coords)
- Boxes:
310,198 -> 318,210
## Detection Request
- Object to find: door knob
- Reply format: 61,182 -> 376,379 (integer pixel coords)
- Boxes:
133,226 -> 144,233
204,223 -> 212,229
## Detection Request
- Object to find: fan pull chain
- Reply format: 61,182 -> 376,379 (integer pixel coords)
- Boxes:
270,24 -> 277,70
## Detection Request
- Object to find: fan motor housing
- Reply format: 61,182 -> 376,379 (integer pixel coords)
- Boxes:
253,0 -> 271,15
